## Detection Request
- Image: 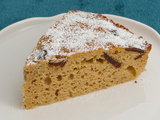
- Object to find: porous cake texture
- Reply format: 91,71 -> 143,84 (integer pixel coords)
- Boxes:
22,11 -> 151,109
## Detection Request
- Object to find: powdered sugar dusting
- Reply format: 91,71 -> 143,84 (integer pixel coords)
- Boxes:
26,11 -> 149,66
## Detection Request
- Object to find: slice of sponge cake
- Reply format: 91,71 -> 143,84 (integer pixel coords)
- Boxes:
22,11 -> 151,109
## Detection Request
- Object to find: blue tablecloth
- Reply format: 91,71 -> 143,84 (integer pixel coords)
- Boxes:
0,0 -> 159,33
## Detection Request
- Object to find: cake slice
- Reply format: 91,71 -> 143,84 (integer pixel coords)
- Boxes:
22,11 -> 151,109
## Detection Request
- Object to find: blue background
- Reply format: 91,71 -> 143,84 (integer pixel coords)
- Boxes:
0,0 -> 160,33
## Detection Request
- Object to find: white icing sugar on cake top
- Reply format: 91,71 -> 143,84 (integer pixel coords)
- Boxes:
26,11 -> 149,66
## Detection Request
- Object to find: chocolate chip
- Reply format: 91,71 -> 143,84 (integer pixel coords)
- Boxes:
48,60 -> 66,67
37,54 -> 43,60
60,60 -> 67,67
110,29 -> 118,36
43,50 -> 47,59
135,54 -> 144,60
37,50 -> 47,61
125,47 -> 146,53
103,52 -> 122,68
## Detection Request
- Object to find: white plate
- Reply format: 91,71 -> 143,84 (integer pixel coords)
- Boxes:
0,13 -> 160,120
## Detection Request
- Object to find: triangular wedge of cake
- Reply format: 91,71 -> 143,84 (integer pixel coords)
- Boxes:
22,11 -> 151,109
